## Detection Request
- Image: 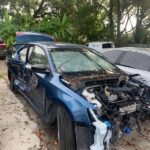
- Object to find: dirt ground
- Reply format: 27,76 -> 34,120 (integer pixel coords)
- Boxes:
0,60 -> 58,150
0,60 -> 149,150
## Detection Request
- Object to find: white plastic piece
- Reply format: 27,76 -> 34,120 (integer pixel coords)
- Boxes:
108,94 -> 118,102
89,109 -> 112,150
25,64 -> 31,69
82,89 -> 102,109
104,86 -> 118,102
119,103 -> 136,113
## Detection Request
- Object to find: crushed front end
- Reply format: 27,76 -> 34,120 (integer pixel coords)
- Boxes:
63,73 -> 148,150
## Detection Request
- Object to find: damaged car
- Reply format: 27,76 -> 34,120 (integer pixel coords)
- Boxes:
7,42 -> 148,150
102,48 -> 150,120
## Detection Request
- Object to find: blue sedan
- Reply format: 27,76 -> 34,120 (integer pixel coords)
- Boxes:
7,42 -> 145,150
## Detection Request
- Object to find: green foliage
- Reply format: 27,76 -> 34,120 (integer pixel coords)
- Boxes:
0,0 -> 149,46
31,14 -> 74,42
0,12 -> 17,47
0,12 -> 74,47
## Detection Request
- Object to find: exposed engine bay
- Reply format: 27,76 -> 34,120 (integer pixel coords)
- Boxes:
62,73 -> 150,149
81,75 -> 144,143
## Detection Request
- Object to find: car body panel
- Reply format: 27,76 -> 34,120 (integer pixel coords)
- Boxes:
117,65 -> 150,87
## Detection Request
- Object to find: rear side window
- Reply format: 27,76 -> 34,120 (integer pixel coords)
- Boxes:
120,51 -> 150,71
103,50 -> 123,63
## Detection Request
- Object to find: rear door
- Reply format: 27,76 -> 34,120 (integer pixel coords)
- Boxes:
12,46 -> 29,91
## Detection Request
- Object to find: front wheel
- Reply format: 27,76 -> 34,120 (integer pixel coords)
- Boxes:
57,106 -> 76,150
57,106 -> 94,150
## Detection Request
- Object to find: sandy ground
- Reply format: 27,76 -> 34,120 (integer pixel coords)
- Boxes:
0,61 -> 58,150
0,60 -> 149,150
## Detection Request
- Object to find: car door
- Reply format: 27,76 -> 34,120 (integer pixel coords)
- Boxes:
25,45 -> 50,115
11,45 -> 29,91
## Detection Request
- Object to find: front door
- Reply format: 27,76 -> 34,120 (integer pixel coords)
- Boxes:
24,45 -> 49,115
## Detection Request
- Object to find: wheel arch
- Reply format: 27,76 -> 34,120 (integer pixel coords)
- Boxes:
55,97 -> 93,126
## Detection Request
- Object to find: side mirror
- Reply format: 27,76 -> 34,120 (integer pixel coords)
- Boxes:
31,64 -> 50,74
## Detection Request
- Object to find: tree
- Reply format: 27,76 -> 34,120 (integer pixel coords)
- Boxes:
0,0 -> 150,46
133,0 -> 150,43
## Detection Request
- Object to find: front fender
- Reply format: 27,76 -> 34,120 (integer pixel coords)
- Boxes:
45,75 -> 95,126
58,93 -> 94,126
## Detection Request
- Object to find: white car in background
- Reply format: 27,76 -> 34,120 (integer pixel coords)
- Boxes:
101,47 -> 150,86
86,41 -> 115,52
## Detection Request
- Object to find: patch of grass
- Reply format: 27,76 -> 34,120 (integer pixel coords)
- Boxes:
0,73 -> 4,78
23,106 -> 29,114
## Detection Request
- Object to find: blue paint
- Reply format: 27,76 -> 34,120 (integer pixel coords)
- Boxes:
123,127 -> 132,134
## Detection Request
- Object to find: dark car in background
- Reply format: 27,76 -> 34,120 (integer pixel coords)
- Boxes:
6,32 -> 55,57
16,32 -> 55,43
7,42 -> 150,150
0,37 -> 6,59
15,32 -> 55,50
7,32 -> 55,57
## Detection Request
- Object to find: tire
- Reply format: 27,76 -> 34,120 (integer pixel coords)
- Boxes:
57,106 -> 94,150
57,106 -> 76,150
9,74 -> 17,92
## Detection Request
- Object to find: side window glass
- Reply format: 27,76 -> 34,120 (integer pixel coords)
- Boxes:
103,50 -> 122,63
18,47 -> 28,62
120,52 -> 150,71
28,46 -> 48,67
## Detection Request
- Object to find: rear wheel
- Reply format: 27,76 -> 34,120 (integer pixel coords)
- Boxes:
9,74 -> 17,92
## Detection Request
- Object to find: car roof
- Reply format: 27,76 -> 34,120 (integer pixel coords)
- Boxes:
87,41 -> 114,44
102,47 -> 150,56
16,31 -> 54,38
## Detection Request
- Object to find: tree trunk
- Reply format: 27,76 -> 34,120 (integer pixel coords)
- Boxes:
108,0 -> 114,41
116,0 -> 121,47
134,2 -> 145,43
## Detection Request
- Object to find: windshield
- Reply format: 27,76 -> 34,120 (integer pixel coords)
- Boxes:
50,48 -> 117,74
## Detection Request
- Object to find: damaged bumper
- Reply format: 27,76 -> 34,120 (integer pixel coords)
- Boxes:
89,109 -> 112,150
